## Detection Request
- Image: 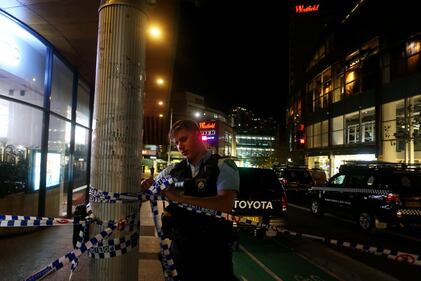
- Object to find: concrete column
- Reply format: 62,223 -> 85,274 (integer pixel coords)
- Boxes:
90,0 -> 145,280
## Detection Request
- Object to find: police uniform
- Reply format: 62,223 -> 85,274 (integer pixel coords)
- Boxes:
156,151 -> 239,281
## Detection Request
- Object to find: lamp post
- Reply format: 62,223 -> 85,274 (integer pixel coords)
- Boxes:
167,107 -> 173,165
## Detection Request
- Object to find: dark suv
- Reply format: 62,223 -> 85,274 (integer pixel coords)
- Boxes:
274,165 -> 327,197
231,167 -> 288,237
309,162 -> 421,231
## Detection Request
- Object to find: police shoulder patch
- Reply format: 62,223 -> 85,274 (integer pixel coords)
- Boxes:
222,158 -> 238,171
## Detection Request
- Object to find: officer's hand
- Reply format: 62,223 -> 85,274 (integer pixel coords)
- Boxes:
140,176 -> 154,192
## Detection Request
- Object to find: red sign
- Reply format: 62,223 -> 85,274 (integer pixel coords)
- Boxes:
199,121 -> 216,129
295,4 -> 320,13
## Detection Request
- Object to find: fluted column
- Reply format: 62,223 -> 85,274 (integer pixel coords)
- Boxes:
90,1 -> 145,280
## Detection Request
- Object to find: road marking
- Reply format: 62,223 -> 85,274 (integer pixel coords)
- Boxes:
239,275 -> 249,281
239,244 -> 283,281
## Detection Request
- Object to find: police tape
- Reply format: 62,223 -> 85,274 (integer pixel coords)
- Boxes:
149,195 -> 178,280
25,225 -> 115,281
166,200 -> 421,268
0,197 -> 142,280
0,214 -> 86,227
88,232 -> 139,259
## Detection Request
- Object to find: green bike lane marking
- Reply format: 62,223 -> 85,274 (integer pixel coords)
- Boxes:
234,231 -> 339,281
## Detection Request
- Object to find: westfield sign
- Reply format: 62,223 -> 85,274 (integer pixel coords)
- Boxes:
295,4 -> 320,13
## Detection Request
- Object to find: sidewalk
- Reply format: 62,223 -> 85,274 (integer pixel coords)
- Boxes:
0,201 -> 165,281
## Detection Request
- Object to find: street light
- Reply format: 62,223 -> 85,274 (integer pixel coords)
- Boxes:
156,77 -> 165,85
148,25 -> 162,40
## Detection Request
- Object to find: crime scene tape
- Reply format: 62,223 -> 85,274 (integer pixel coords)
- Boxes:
2,174 -> 420,281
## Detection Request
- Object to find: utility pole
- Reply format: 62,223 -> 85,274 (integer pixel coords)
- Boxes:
90,0 -> 146,280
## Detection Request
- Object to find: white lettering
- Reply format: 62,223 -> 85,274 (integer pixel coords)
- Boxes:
234,200 -> 275,210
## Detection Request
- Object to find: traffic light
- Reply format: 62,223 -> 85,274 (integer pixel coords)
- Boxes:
296,123 -> 305,149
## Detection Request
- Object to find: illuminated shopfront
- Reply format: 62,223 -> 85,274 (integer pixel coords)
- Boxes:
0,11 -> 92,229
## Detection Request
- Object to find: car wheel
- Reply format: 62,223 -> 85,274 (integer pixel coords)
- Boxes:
310,199 -> 324,216
358,211 -> 374,231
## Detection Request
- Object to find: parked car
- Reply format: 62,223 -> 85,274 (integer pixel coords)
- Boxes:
231,167 -> 288,238
274,165 -> 327,197
308,161 -> 421,231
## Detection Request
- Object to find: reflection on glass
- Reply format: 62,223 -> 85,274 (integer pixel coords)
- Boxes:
72,126 -> 89,209
0,13 -> 46,106
46,116 -> 70,217
50,55 -> 73,119
0,100 -> 42,219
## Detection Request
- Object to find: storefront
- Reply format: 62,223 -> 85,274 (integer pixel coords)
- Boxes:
0,11 -> 92,231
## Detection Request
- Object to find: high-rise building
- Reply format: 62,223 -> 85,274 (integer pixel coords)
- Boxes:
287,0 -> 421,177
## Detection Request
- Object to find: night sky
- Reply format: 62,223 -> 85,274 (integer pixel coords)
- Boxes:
172,0 -> 290,122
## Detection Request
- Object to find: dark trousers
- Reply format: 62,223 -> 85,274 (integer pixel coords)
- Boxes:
170,237 -> 238,281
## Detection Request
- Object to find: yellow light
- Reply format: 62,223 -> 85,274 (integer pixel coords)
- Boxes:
148,26 -> 162,39
156,78 -> 164,85
159,114 -> 164,118
158,101 -> 164,106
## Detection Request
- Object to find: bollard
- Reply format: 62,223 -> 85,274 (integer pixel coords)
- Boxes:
72,204 -> 89,248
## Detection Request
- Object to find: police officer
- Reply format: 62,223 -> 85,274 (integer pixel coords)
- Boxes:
141,119 -> 240,281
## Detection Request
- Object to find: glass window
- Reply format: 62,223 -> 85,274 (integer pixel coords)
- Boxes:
50,55 -> 73,119
331,115 -> 344,145
76,80 -> 90,127
345,111 -> 360,144
0,99 -> 42,217
329,174 -> 345,186
0,13 -> 47,106
313,122 -> 321,148
406,39 -> 421,74
322,120 -> 329,147
361,108 -> 375,143
306,124 -> 313,149
45,116 -> 71,217
72,125 -> 89,209
332,63 -> 344,103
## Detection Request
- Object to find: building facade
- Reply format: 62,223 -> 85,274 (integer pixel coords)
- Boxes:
230,106 -> 279,167
288,0 -> 421,178
0,10 -> 92,231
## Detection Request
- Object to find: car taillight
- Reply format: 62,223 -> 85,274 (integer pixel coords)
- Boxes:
386,193 -> 399,203
282,193 -> 287,212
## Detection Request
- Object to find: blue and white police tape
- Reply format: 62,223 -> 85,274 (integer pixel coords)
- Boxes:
0,214 -> 86,227
25,225 -> 115,281
146,176 -> 177,194
149,196 -> 178,281
88,231 -> 140,259
165,199 -> 421,268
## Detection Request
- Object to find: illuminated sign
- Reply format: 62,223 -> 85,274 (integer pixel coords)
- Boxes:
295,4 -> 320,13
33,152 -> 61,190
199,121 -> 216,129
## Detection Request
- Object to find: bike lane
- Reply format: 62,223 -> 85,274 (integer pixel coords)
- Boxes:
234,231 -> 340,281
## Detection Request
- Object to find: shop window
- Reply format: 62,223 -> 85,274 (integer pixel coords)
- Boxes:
72,125 -> 89,208
46,116 -> 71,217
0,99 -> 42,217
